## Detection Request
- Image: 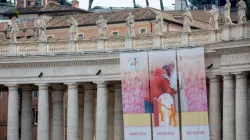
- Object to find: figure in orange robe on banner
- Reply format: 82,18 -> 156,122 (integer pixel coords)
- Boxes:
167,104 -> 177,127
158,98 -> 167,123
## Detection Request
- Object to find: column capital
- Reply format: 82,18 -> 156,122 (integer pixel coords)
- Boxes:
222,73 -> 234,80
207,76 -> 221,82
66,82 -> 78,89
81,83 -> 95,90
233,72 -> 248,79
94,81 -> 107,88
113,82 -> 121,89
6,84 -> 18,91
36,83 -> 49,90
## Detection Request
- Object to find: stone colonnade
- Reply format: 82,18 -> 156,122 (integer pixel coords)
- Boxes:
208,72 -> 249,140
5,73 -> 250,140
6,81 -> 124,140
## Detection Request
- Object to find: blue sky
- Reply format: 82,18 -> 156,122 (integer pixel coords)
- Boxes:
78,0 -> 175,10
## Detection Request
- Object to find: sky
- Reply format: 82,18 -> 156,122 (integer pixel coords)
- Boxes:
78,0 -> 175,10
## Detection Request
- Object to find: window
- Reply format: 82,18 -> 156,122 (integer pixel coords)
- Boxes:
112,31 -> 119,36
78,34 -> 84,39
0,91 -> 2,99
33,110 -> 38,124
19,2 -> 24,7
27,1 -> 32,5
36,0 -> 41,6
139,28 -> 147,34
33,91 -> 38,99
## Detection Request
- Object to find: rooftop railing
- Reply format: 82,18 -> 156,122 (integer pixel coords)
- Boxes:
0,24 -> 249,56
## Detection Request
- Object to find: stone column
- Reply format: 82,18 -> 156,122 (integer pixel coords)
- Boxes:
113,83 -> 124,140
7,84 -> 19,140
21,85 -> 33,140
78,88 -> 84,140
235,72 -> 248,140
95,82 -> 108,140
223,74 -> 235,140
208,76 -> 221,140
67,83 -> 79,140
82,83 -> 95,140
51,84 -> 64,140
64,91 -> 68,140
37,84 -> 49,140
248,79 -> 250,138
108,87 -> 115,140
49,92 -> 53,140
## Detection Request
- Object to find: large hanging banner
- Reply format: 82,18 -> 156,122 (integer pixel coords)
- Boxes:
177,47 -> 210,140
120,48 -> 210,140
120,52 -> 152,140
148,50 -> 181,140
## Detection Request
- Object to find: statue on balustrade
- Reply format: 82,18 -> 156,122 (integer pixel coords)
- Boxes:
96,15 -> 107,38
9,16 -> 19,43
236,0 -> 247,24
37,16 -> 47,42
209,5 -> 219,30
126,13 -> 135,37
68,17 -> 78,40
182,10 -> 193,32
154,12 -> 164,35
223,0 -> 234,25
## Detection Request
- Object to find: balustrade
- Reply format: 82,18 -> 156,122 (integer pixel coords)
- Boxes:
0,24 -> 249,56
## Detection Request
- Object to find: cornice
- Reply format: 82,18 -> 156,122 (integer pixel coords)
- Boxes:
204,39 -> 250,50
0,74 -> 121,85
205,46 -> 250,57
0,59 -> 120,68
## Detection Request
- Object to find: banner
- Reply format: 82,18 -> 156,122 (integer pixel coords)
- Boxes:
148,50 -> 181,140
120,52 -> 152,140
120,48 -> 210,140
177,47 -> 210,140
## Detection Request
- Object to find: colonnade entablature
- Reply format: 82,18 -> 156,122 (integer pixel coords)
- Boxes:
0,24 -> 249,56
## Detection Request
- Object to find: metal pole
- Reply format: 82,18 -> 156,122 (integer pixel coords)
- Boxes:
176,48 -> 183,140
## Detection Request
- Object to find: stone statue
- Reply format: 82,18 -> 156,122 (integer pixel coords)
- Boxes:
209,5 -> 219,30
8,16 -> 19,43
96,15 -> 107,38
223,0 -> 234,25
37,16 -> 47,42
154,12 -> 164,35
68,17 -> 78,40
236,0 -> 247,24
182,10 -> 193,32
126,13 -> 135,37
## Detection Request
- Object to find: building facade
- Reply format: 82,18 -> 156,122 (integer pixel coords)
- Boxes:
0,22 -> 249,140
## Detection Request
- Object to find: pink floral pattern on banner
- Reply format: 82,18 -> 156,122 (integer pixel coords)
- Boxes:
178,48 -> 208,112
121,75 -> 149,114
183,77 -> 207,112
